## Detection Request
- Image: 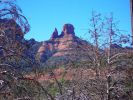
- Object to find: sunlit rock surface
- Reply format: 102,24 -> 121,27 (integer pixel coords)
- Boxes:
37,24 -> 92,66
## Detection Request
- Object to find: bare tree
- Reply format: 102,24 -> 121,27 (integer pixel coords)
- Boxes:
88,11 -> 104,77
0,1 -> 55,100
99,13 -> 133,100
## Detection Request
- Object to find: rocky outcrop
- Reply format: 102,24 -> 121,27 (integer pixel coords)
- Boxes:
50,28 -> 58,40
37,24 -> 92,66
0,19 -> 92,68
59,24 -> 75,37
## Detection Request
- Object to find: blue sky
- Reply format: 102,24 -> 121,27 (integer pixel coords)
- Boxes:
17,0 -> 131,41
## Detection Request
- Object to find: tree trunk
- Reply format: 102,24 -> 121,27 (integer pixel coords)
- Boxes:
130,0 -> 133,47
107,75 -> 111,100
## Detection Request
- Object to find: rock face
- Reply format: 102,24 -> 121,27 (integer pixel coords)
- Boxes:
37,24 -> 92,66
60,24 -> 75,37
50,28 -> 58,40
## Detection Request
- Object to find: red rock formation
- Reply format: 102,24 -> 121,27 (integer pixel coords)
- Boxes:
50,28 -> 58,40
60,24 -> 75,37
37,24 -> 91,64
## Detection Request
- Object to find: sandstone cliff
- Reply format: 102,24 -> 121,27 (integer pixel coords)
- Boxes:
37,24 -> 93,66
